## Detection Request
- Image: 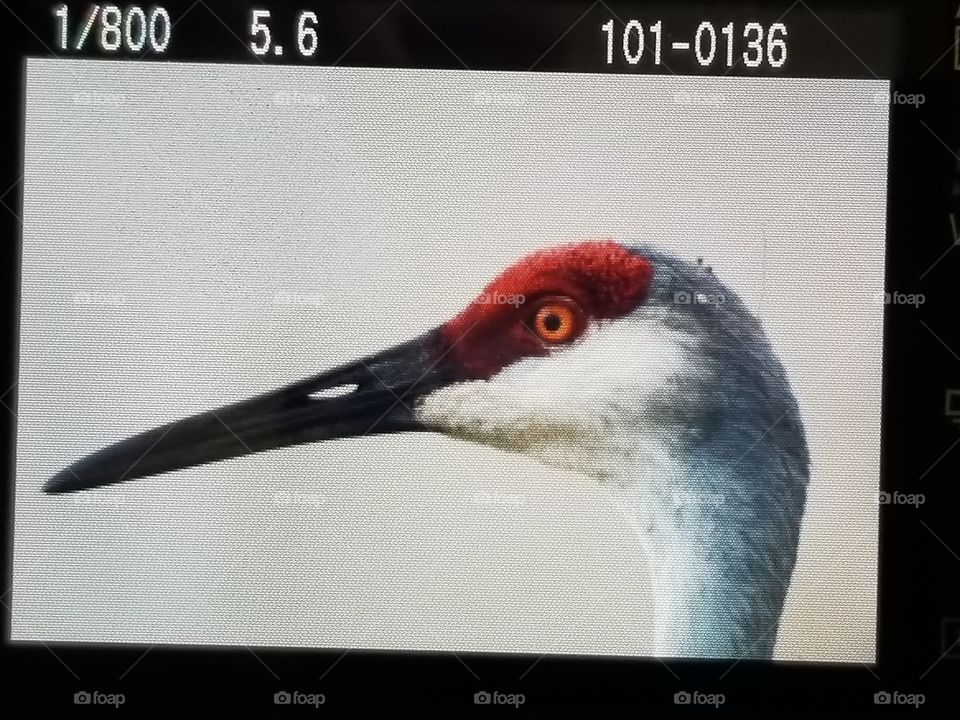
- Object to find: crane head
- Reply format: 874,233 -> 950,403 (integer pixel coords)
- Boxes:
419,241 -> 698,479
43,239 -> 795,498
44,241 -> 663,492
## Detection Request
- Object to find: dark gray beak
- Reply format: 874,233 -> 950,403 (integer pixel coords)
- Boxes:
43,330 -> 452,493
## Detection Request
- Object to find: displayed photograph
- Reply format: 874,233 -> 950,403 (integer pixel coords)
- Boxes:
13,59 -> 888,661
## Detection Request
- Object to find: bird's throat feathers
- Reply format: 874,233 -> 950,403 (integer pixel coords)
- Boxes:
415,311 -> 696,478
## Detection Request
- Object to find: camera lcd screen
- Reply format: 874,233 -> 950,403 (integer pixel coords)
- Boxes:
12,59 -> 888,662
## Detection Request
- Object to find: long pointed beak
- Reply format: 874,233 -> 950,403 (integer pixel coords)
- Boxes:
44,330 -> 452,494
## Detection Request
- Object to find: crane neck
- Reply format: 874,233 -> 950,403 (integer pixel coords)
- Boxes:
609,462 -> 801,660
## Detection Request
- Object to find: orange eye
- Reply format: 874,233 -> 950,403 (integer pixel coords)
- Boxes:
531,299 -> 582,344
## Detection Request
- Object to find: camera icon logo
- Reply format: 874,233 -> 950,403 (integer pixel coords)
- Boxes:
73,691 -> 91,705
878,491 -> 891,505
674,690 -> 691,704
874,691 -> 891,705
474,690 -> 492,705
274,690 -> 292,705
673,291 -> 691,304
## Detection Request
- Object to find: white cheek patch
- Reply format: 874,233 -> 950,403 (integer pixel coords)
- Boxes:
414,313 -> 698,479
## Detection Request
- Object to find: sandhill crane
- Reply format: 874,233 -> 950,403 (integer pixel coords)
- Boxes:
44,240 -> 809,659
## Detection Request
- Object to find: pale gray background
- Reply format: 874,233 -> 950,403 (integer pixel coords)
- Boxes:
13,59 -> 888,661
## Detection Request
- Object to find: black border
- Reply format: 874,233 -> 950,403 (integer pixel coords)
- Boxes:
2,1 -> 960,716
